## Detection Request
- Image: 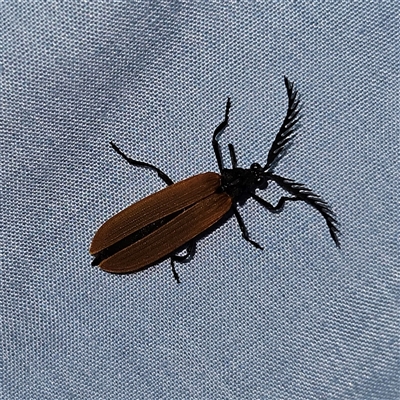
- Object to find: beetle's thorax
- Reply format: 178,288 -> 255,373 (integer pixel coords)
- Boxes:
220,167 -> 266,200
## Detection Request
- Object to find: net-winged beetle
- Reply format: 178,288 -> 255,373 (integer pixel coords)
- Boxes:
90,77 -> 340,283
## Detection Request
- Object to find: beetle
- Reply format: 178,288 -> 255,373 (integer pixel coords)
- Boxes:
90,77 -> 340,283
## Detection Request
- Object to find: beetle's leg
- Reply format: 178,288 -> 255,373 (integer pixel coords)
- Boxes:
251,193 -> 301,213
213,98 -> 231,172
228,143 -> 238,169
233,205 -> 263,250
170,261 -> 180,284
170,241 -> 197,284
110,142 -> 174,186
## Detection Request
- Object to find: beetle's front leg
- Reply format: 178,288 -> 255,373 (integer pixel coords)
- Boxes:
252,193 -> 300,213
228,143 -> 238,169
212,98 -> 231,172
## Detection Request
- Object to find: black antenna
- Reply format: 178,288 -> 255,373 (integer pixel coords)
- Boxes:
265,77 -> 301,172
269,174 -> 340,247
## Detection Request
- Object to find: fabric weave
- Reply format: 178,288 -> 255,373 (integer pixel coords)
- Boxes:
1,1 -> 398,399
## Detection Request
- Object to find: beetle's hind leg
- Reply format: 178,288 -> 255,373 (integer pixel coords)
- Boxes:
170,241 -> 197,284
110,142 -> 174,186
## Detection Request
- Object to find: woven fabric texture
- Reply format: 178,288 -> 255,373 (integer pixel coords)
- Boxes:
1,1 -> 398,399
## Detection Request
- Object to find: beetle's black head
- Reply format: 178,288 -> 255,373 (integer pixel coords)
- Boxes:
220,163 -> 269,203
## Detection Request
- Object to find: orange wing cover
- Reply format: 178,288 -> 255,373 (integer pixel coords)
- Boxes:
90,172 -> 232,273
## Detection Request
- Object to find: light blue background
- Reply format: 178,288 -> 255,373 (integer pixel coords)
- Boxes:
1,1 -> 398,399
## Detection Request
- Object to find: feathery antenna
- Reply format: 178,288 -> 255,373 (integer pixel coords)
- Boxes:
265,77 -> 301,172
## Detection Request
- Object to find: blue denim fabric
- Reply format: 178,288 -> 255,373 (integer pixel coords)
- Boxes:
1,1 -> 398,399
